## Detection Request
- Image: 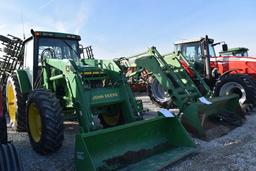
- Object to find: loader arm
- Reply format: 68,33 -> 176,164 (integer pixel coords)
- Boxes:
121,47 -> 201,110
163,52 -> 212,97
42,58 -> 142,132
42,58 -> 94,132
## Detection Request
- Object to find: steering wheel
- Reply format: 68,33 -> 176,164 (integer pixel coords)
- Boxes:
41,48 -> 56,62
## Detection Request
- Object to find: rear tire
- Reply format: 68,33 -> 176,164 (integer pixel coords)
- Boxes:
26,89 -> 64,155
0,143 -> 23,171
6,74 -> 26,132
213,74 -> 256,112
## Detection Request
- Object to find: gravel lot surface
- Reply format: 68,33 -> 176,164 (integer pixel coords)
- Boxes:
8,94 -> 256,171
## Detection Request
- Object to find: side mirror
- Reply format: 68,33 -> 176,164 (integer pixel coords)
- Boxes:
222,44 -> 228,51
79,44 -> 84,54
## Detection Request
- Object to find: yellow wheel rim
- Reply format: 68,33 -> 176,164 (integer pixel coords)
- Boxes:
6,83 -> 16,124
28,103 -> 42,143
101,113 -> 120,126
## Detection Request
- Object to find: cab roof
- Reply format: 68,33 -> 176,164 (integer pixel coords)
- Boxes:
174,37 -> 214,45
24,29 -> 81,43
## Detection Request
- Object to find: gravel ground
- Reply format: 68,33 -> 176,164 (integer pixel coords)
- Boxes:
8,94 -> 256,171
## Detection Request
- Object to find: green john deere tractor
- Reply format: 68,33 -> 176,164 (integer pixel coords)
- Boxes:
116,47 -> 244,139
2,30 -> 197,170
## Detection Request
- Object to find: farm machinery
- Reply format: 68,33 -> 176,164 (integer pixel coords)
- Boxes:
174,36 -> 256,111
0,30 -> 197,170
115,47 -> 244,138
0,35 -> 23,171
219,47 -> 249,57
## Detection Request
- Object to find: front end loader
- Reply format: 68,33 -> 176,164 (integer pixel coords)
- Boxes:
116,47 -> 244,139
1,30 -> 197,170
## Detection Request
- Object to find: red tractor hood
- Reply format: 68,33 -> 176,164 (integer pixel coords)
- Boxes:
210,56 -> 256,79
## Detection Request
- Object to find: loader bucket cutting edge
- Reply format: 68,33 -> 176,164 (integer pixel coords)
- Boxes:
75,117 -> 197,171
182,94 -> 243,138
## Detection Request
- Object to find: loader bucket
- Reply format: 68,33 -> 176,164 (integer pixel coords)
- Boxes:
182,94 -> 244,138
75,117 -> 197,171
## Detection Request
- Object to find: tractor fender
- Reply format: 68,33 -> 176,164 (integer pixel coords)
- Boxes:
220,68 -> 242,78
15,70 -> 32,95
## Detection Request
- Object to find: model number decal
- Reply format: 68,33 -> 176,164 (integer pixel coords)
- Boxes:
92,93 -> 119,100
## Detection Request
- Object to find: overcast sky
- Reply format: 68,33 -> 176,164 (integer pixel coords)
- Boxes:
0,0 -> 255,58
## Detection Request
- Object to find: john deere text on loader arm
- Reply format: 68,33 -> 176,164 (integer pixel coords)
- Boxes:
3,31 -> 197,170
115,47 -> 244,139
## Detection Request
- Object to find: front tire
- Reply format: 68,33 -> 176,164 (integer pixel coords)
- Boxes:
26,89 -> 64,155
213,74 -> 256,112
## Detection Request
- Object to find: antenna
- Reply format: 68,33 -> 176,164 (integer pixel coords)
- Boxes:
21,9 -> 25,40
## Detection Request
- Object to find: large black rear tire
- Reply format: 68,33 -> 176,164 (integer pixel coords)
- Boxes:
26,89 -> 64,155
213,74 -> 256,112
0,143 -> 23,171
6,74 -> 27,132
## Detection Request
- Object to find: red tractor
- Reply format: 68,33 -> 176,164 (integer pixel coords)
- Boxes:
174,36 -> 256,111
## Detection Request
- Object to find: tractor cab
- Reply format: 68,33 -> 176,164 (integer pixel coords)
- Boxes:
175,37 -> 216,63
174,37 -> 216,76
23,30 -> 81,86
219,47 -> 249,57
174,36 -> 230,80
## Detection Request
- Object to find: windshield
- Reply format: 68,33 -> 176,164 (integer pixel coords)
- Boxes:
38,38 -> 80,61
176,42 -> 202,62
208,44 -> 216,57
